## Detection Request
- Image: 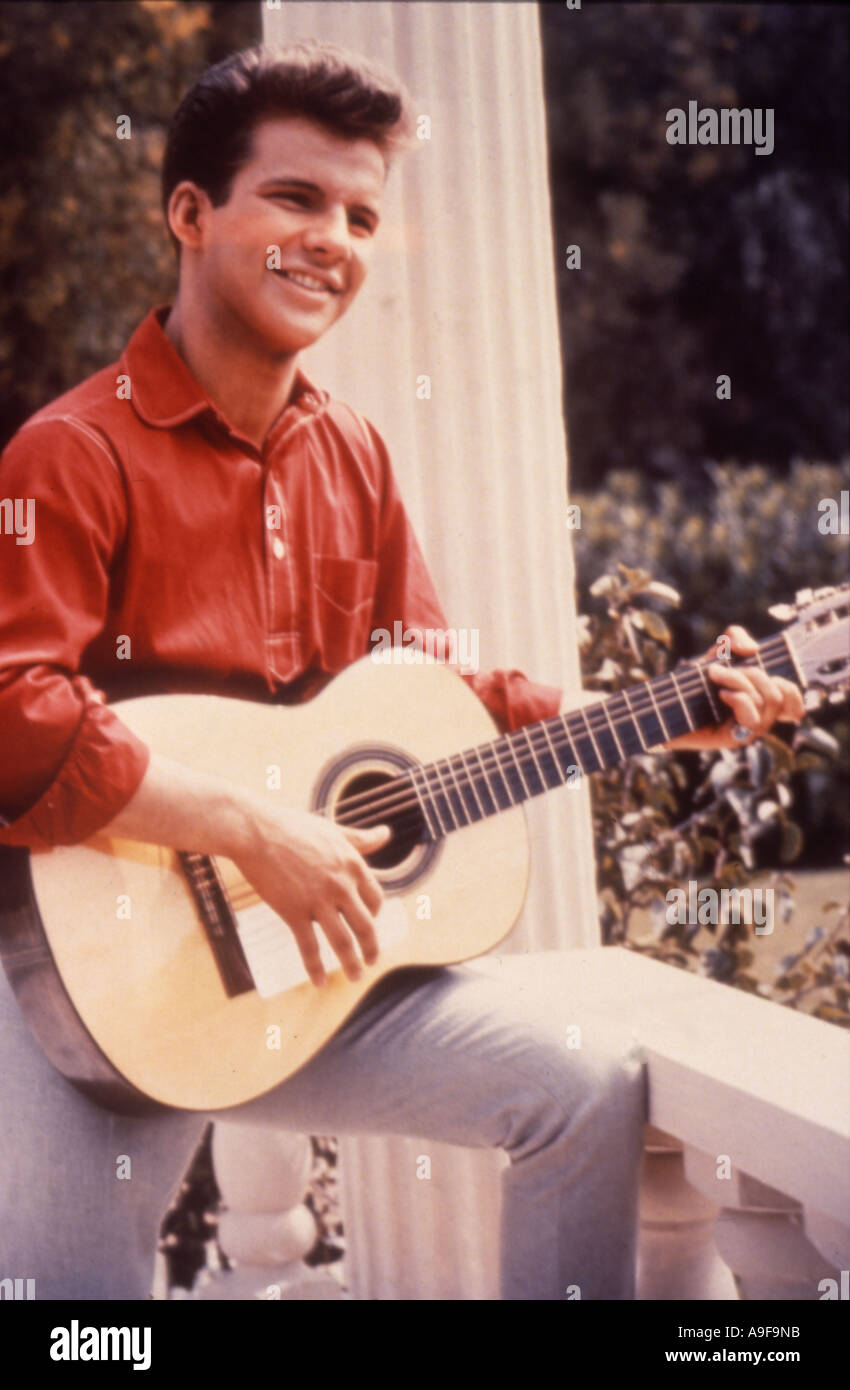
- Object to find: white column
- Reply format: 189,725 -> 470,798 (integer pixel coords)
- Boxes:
264,1 -> 597,1298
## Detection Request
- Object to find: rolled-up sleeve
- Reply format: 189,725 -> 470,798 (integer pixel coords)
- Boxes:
367,418 -> 562,732
0,419 -> 149,849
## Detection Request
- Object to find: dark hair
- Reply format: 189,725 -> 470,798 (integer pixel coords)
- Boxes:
161,41 -> 414,246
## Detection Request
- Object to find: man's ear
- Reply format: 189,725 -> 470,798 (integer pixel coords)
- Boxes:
166,181 -> 209,254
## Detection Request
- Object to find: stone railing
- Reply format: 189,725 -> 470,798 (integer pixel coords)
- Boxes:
209,947 -> 848,1300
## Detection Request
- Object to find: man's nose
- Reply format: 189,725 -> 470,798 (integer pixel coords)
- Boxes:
301,205 -> 351,259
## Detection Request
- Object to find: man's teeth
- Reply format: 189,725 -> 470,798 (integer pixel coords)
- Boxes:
283,270 -> 331,292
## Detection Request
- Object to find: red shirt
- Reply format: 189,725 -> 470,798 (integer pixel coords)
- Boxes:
0,307 -> 561,849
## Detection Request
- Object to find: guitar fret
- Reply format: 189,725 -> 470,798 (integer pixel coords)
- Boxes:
506,731 -> 535,799
493,742 -> 520,805
435,757 -> 468,829
476,745 -> 512,810
620,687 -> 657,749
586,705 -> 621,766
449,751 -> 482,822
602,701 -> 627,759
695,662 -> 723,722
459,749 -> 489,819
524,725 -> 561,790
579,707 -> 606,770
420,763 -> 453,836
669,670 -> 696,732
644,681 -> 672,741
542,717 -> 583,780
609,691 -> 648,756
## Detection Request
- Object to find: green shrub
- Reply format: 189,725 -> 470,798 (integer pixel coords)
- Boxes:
578,564 -> 849,1026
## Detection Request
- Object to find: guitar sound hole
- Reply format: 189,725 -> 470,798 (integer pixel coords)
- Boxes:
335,770 -> 426,870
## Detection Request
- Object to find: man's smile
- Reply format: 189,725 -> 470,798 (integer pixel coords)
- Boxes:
274,267 -> 343,297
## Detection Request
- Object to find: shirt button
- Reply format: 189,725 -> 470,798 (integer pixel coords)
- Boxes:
272,537 -> 286,560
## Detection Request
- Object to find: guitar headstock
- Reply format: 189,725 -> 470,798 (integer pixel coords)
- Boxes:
770,584 -> 850,711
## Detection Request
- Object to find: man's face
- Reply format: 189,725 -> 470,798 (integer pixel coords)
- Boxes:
185,115 -> 386,358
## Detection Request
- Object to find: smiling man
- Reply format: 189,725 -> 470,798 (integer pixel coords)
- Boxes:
0,42 -> 803,1301
162,112 -> 384,450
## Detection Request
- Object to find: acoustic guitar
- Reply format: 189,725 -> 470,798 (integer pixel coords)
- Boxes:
1,585 -> 847,1113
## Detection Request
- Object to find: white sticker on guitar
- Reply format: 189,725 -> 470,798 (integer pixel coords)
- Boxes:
236,895 -> 411,998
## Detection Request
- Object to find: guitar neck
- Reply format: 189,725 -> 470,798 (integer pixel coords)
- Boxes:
401,631 -> 801,839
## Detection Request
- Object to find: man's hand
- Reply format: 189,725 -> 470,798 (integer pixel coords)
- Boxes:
102,752 -> 391,989
668,625 -> 805,752
232,807 -> 391,987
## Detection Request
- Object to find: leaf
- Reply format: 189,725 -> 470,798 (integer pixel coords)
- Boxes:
813,1004 -> 850,1026
645,581 -> 681,607
799,726 -> 840,757
640,609 -> 672,646
781,971 -> 806,990
761,733 -> 794,773
779,821 -> 805,863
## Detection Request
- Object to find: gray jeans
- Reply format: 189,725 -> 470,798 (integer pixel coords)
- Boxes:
0,954 -> 647,1300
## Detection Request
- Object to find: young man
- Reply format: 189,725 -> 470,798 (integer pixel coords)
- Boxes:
0,42 -> 803,1300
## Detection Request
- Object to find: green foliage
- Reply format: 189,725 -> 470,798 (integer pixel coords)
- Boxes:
573,463 -> 850,860
573,460 -> 850,652
771,899 -> 850,1027
541,2 -> 849,486
578,565 -> 849,1025
0,0 -> 260,445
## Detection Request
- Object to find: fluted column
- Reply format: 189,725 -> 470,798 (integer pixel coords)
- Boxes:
263,2 -> 597,1299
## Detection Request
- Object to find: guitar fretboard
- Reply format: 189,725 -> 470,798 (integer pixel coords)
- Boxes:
334,633 -> 800,841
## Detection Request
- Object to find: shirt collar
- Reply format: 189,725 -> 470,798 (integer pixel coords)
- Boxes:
122,305 -> 328,433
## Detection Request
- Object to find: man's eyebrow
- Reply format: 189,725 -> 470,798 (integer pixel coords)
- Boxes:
257,176 -> 381,219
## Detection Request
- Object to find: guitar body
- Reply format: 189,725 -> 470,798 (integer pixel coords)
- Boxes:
3,581 -> 847,1114
0,657 -> 529,1113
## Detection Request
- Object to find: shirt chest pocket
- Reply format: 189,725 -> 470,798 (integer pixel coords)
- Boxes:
313,554 -> 379,673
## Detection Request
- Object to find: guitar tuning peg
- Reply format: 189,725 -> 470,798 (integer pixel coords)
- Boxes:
769,603 -> 797,622
794,587 -> 814,605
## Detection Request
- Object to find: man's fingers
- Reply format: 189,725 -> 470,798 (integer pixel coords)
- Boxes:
774,677 -> 806,723
350,856 -> 384,915
290,919 -> 326,988
721,624 -> 759,656
340,823 -> 388,912
717,685 -> 761,732
311,907 -> 367,983
737,667 -> 783,732
337,887 -> 381,967
343,822 -> 391,852
709,661 -> 803,735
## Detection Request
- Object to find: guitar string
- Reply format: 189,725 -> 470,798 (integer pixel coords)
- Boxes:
330,636 -> 799,830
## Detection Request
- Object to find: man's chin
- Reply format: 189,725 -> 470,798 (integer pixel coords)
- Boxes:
265,306 -> 343,355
